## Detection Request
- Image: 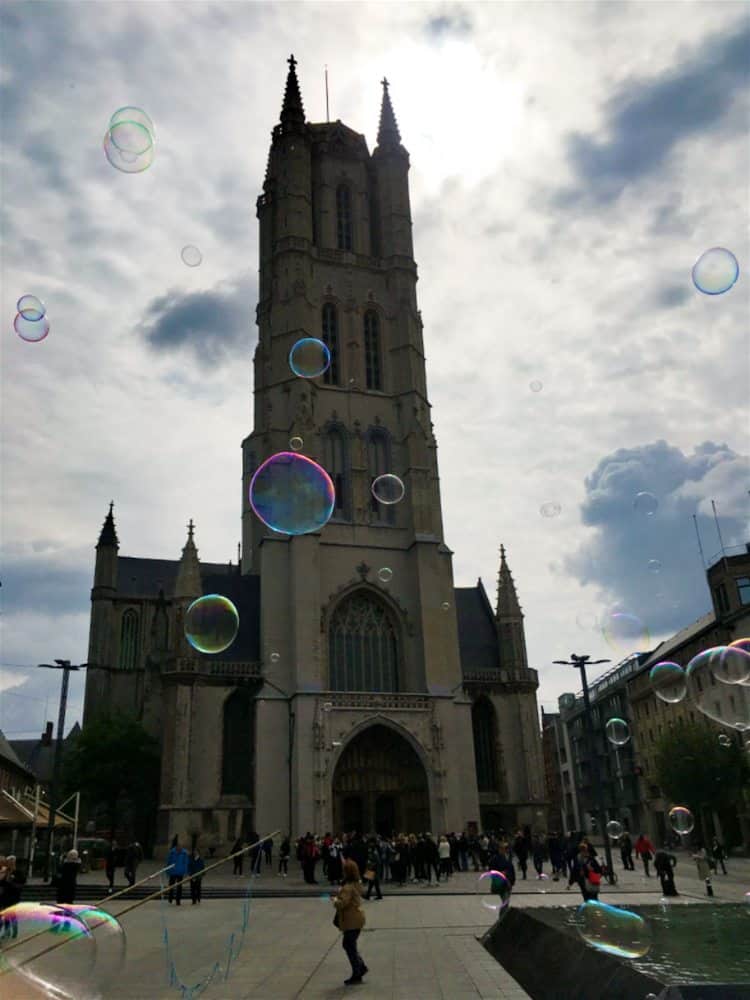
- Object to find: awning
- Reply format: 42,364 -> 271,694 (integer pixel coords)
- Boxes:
0,791 -> 73,829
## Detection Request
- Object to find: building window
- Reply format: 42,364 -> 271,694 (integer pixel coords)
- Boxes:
322,303 -> 340,385
737,577 -> 750,606
336,183 -> 352,251
329,592 -> 399,692
119,609 -> 139,669
222,689 -> 253,796
363,311 -> 382,390
472,698 -> 498,792
714,583 -> 729,615
323,425 -> 349,519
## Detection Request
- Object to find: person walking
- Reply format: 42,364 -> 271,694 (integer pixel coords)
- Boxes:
438,836 -> 451,880
278,835 -> 290,878
124,841 -> 142,888
301,833 -> 319,884
532,834 -> 546,879
634,833 -> 655,877
692,845 -> 714,897
425,833 -> 441,885
262,836 -> 273,872
56,849 -> 81,905
328,836 -> 343,884
231,836 -> 245,875
104,839 -> 118,894
513,831 -> 529,880
654,847 -> 678,897
247,830 -> 262,877
364,838 -> 383,900
567,843 -> 591,902
619,831 -> 635,871
710,836 -> 728,875
548,832 -> 563,881
581,850 -> 602,901
188,848 -> 205,905
332,859 -> 368,986
166,836 -> 189,905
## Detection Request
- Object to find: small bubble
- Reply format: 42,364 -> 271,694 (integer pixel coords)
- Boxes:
540,502 -> 562,518
17,294 -> 45,321
184,595 -> 239,654
647,559 -> 661,573
692,247 -> 739,296
371,474 -> 405,505
181,245 -> 202,267
605,717 -> 630,746
269,651 -> 280,664
718,733 -> 731,748
289,338 -> 330,379
633,491 -> 658,516
529,380 -> 543,393
668,805 -> 694,835
289,436 -> 304,451
606,820 -> 623,840
377,567 -> 393,584
441,602 -> 451,612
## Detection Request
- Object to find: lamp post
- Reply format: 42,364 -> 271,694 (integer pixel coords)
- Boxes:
37,659 -> 87,881
553,653 -> 615,883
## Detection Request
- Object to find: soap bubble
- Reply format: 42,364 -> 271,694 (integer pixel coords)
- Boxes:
576,900 -> 651,959
686,647 -> 750,730
729,639 -> 750,687
289,337 -> 330,378
377,567 -> 393,584
184,594 -> 239,654
441,602 -> 451,612
633,491 -> 658,516
371,474 -> 405,505
476,870 -> 512,917
650,661 -> 687,704
181,245 -> 202,267
692,247 -> 740,296
0,902 -> 96,1000
712,644 -> 750,685
540,501 -> 562,518
17,294 -> 45,321
250,451 -> 335,535
109,105 -> 155,137
668,805 -> 694,836
63,904 -> 126,989
718,733 -> 732,748
529,380 -> 543,392
289,436 -> 304,451
606,820 -> 623,840
560,693 -> 576,711
269,651 -> 280,663
103,123 -> 155,173
605,717 -> 630,747
14,312 -> 50,342
602,611 -> 650,656
647,559 -> 662,573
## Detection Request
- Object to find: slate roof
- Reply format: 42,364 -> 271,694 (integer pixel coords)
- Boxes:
8,737 -> 55,784
116,556 -> 233,598
454,580 -> 499,672
0,730 -> 34,777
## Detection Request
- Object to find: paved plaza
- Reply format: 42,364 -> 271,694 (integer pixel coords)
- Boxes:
3,853 -> 749,1000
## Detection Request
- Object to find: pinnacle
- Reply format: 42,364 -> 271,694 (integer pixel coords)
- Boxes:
376,75 -> 401,148
97,501 -> 119,548
280,52 -> 305,128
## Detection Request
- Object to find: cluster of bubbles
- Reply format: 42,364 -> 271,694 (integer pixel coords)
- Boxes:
14,294 -> 49,342
475,869 -> 512,919
184,594 -> 240,654
181,245 -> 203,267
103,107 -> 155,173
685,640 -> 750,731
692,247 -> 740,296
0,901 -> 125,1000
576,900 -> 652,959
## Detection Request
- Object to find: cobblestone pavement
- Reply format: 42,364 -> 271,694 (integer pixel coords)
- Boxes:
3,853 -> 748,999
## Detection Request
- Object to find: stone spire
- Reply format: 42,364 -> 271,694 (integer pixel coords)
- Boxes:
496,544 -> 522,620
173,518 -> 202,600
97,501 -> 118,549
376,76 -> 402,148
280,53 -> 305,129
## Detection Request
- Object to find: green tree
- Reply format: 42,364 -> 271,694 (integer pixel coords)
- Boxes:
62,713 -> 160,844
653,720 -> 749,843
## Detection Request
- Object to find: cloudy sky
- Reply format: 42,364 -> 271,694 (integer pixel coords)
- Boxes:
1,1 -> 748,739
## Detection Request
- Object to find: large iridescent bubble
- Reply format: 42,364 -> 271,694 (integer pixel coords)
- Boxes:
649,661 -> 687,704
576,900 -> 652,959
0,902 -> 96,1000
686,647 -> 750,731
184,595 -> 239,654
691,247 -> 739,295
476,870 -> 512,918
729,638 -> 750,687
289,338 -> 330,378
250,451 -> 335,535
62,904 -> 127,990
602,610 -> 650,656
668,805 -> 694,836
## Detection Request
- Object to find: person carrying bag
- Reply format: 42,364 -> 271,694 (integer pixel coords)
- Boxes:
331,859 -> 369,986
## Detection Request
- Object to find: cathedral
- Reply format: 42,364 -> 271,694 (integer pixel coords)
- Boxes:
83,56 -> 546,852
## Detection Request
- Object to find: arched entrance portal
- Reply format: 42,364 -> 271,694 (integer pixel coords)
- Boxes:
332,724 -> 430,836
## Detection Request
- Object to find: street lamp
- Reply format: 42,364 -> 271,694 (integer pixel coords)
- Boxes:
37,659 -> 88,881
553,653 -> 615,883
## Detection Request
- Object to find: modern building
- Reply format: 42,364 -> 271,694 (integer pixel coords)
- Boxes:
627,546 -> 750,848
540,709 -> 564,833
82,57 -> 545,852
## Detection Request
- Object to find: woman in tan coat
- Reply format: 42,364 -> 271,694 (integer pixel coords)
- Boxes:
332,858 -> 368,985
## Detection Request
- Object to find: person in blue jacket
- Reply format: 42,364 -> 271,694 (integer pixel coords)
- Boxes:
167,836 -> 190,905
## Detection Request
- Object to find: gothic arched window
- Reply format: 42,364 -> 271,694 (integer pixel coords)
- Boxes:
329,592 -> 399,692
322,303 -> 340,385
472,698 -> 498,792
323,424 -> 349,519
119,609 -> 139,670
367,428 -> 393,522
336,183 -> 353,251
364,310 -> 382,391
222,689 -> 253,796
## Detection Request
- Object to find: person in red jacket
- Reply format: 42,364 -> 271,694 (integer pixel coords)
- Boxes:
634,833 -> 655,877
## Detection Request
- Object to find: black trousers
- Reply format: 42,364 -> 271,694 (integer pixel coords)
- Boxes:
621,850 -> 634,870
342,929 -> 365,977
190,878 -> 202,903
365,875 -> 382,899
658,868 -> 677,896
233,857 -> 243,875
278,856 -> 288,875
168,874 -> 183,904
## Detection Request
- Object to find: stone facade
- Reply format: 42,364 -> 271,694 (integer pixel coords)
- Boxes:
82,58 -> 545,853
